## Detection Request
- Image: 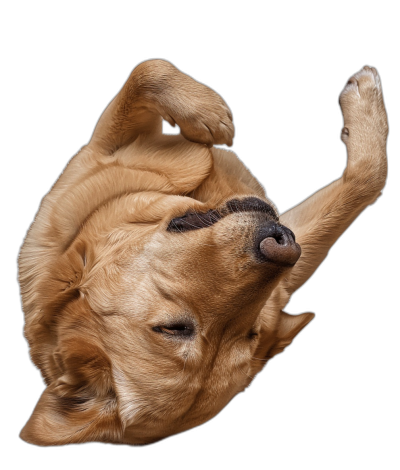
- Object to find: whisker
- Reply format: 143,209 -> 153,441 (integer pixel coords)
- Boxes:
193,211 -> 214,228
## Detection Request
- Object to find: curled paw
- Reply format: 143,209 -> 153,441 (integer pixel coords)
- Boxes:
153,62 -> 235,148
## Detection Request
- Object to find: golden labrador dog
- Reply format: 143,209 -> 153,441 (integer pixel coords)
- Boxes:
18,60 -> 388,445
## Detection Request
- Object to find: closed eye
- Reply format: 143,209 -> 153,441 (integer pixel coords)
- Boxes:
153,323 -> 194,338
247,329 -> 259,341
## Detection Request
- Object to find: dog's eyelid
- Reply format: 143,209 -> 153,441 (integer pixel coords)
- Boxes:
247,328 -> 259,340
152,316 -> 196,336
153,322 -> 195,338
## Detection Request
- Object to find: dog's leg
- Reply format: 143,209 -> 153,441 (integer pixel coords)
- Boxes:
89,59 -> 234,153
280,66 -> 388,296
22,61 -> 234,253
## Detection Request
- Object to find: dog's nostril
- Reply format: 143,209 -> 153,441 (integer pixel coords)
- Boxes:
286,227 -> 296,242
275,233 -> 285,245
277,227 -> 296,246
266,225 -> 291,246
258,223 -> 301,266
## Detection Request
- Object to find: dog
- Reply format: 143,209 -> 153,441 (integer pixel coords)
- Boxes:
18,60 -> 388,445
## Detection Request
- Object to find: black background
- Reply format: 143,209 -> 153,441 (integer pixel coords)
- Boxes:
4,24 -> 399,468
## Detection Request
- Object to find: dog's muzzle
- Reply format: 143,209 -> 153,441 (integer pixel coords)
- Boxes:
167,196 -> 301,267
257,222 -> 301,266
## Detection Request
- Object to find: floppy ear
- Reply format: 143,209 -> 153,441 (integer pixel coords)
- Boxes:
20,340 -> 123,446
268,311 -> 315,358
250,310 -> 315,377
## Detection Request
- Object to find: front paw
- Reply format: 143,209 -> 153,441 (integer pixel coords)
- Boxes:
339,66 -> 388,147
176,97 -> 234,148
158,71 -> 234,148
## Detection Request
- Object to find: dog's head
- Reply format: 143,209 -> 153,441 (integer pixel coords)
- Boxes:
21,193 -> 312,445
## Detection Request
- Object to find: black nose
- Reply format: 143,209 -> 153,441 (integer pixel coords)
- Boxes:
257,222 -> 301,266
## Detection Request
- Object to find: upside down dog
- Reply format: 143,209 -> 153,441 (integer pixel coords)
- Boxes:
19,61 -> 388,445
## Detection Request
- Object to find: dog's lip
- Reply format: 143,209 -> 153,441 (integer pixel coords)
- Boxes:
167,197 -> 278,233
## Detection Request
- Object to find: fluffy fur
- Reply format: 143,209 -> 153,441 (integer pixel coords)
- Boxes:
18,60 -> 388,445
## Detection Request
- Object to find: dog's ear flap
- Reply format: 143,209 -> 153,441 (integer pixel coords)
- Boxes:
268,311 -> 315,358
20,340 -> 123,446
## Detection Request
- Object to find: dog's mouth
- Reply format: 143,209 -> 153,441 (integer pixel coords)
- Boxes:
167,197 -> 300,266
167,197 -> 278,233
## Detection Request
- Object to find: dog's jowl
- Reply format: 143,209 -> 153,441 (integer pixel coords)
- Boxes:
18,60 -> 388,445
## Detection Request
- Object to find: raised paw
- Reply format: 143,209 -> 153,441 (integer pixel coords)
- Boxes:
160,85 -> 234,148
149,62 -> 234,148
339,66 -> 388,147
175,99 -> 234,148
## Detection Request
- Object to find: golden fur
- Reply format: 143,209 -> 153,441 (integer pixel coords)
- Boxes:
18,60 -> 388,445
